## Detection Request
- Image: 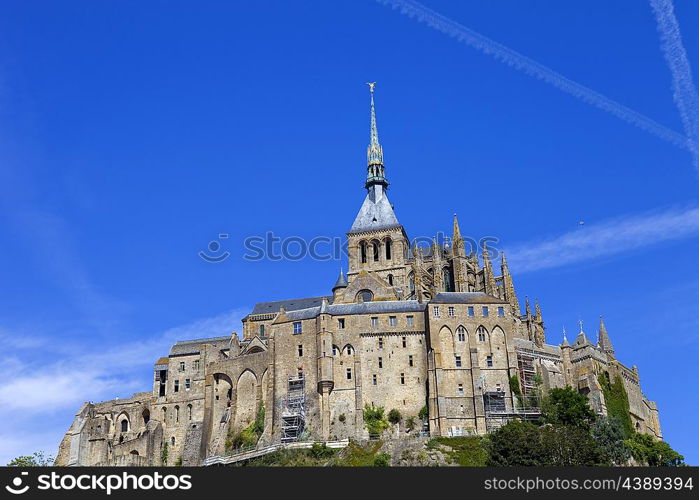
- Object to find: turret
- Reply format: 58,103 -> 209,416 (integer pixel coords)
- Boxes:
332,269 -> 348,301
598,315 -> 615,359
501,252 -> 520,314
482,242 -> 497,296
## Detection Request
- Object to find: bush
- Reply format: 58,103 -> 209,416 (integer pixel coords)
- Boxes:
310,443 -> 335,459
334,440 -> 384,467
226,403 -> 266,452
430,436 -> 488,467
388,409 -> 402,425
509,375 -> 523,402
418,405 -> 428,421
373,452 -> 391,467
161,441 -> 169,465
405,416 -> 416,432
174,455 -> 183,466
592,416 -> 630,465
488,420 -> 547,466
363,404 -> 389,437
598,373 -> 633,438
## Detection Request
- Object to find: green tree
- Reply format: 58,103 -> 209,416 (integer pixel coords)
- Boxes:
539,425 -> 606,466
541,387 -> 596,429
487,420 -> 548,466
7,451 -> 54,467
363,404 -> 389,438
418,405 -> 428,421
624,433 -> 684,467
161,441 -> 169,465
591,416 -> 630,465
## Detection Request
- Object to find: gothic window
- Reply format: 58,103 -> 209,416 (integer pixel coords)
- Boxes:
175,405 -> 180,423
259,324 -> 265,337
120,419 -> 128,433
372,240 -> 380,262
385,238 -> 392,260
457,326 -> 466,342
477,326 -> 487,342
358,290 -> 374,303
409,276 -> 415,294
443,268 -> 454,292
360,241 -> 368,264
387,273 -> 394,286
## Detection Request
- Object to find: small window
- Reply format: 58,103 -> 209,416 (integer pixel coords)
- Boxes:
298,344 -> 303,357
486,355 -> 493,367
179,361 -> 185,372
400,373 -> 405,385
385,239 -> 392,260
193,360 -> 200,371
402,336 -> 407,348
371,317 -> 379,328
188,404 -> 192,421
457,327 -> 466,342
389,316 -> 397,327
378,357 -> 383,369
174,380 -> 180,392
346,346 -> 353,355
332,345 -> 338,356
468,306 -> 474,317
378,337 -> 383,349
372,374 -> 377,386
259,324 -> 265,337
171,436 -> 176,446
293,321 -> 302,334
175,405 -> 180,423
121,419 -> 128,432
338,318 -> 345,329
458,384 -> 464,395
409,355 -> 414,367
482,306 -> 489,317
497,307 -> 505,317
433,306 -> 440,318
185,379 -> 191,390
448,306 -> 455,317
406,315 -> 414,327
346,368 -> 352,380
455,356 -> 462,368
387,274 -> 394,286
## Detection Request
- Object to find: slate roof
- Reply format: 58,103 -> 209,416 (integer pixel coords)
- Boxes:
280,300 -> 427,321
349,186 -> 400,234
431,292 -> 508,304
169,336 -> 230,357
246,296 -> 334,318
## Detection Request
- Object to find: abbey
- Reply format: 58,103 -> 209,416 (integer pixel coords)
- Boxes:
55,87 -> 662,466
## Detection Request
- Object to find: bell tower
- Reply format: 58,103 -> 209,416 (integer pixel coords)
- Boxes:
346,83 -> 410,294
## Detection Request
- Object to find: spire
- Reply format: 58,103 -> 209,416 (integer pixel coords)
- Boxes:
501,252 -> 520,314
482,242 -> 496,295
525,296 -> 531,316
333,269 -> 348,291
534,300 -> 542,321
365,82 -> 387,190
561,326 -> 570,347
598,315 -> 615,359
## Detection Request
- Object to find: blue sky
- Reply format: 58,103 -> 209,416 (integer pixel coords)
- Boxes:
0,0 -> 698,464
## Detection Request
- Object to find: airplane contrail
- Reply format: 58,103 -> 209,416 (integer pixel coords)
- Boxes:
649,0 -> 699,172
377,0 -> 695,152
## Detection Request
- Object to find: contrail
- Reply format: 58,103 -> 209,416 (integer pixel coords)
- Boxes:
377,0 -> 694,152
649,0 -> 699,171
506,205 -> 699,274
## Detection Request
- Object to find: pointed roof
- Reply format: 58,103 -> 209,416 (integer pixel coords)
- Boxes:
561,326 -> 570,347
573,319 -> 590,347
349,186 -> 400,233
333,269 -> 348,290
598,315 -> 615,357
453,213 -> 463,242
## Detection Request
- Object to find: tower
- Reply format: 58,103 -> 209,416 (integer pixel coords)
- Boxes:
347,83 -> 410,291
598,316 -> 615,359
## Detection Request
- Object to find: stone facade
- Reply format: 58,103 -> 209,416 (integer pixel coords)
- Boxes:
55,88 -> 662,466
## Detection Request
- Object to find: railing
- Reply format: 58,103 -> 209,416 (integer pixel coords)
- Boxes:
203,439 -> 350,466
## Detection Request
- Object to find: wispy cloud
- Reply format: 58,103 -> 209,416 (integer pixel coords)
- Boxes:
377,0 -> 694,152
649,0 -> 699,171
507,206 -> 699,273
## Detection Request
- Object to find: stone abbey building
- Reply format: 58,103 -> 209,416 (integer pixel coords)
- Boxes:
56,87 -> 662,466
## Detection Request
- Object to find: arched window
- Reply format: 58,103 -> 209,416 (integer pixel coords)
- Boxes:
385,238 -> 392,260
120,419 -> 128,433
457,326 -> 467,342
372,240 -> 380,262
142,409 -> 150,426
162,407 -> 167,424
171,436 -> 176,446
174,405 -> 180,423
477,326 -> 488,342
360,241 -> 368,264
387,274 -> 394,286
357,289 -> 374,303
187,404 -> 193,421
259,324 -> 265,337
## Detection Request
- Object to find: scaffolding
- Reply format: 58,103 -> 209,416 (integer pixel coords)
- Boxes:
280,374 -> 306,443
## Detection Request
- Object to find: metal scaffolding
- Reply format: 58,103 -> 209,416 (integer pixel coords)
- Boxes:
280,374 -> 306,443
